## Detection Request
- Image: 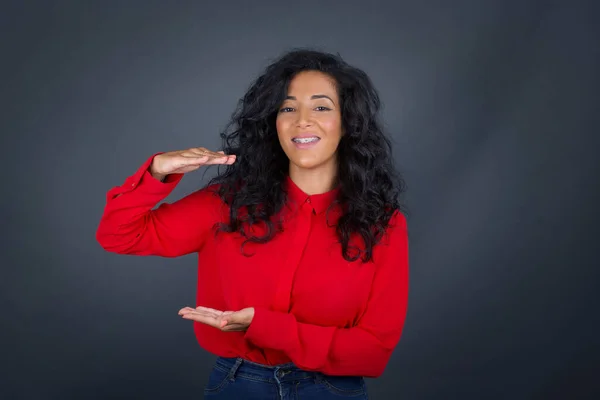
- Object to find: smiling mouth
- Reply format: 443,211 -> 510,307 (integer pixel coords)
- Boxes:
292,137 -> 320,144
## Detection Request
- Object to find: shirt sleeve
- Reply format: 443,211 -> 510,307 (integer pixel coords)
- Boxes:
95,153 -> 224,257
243,211 -> 409,378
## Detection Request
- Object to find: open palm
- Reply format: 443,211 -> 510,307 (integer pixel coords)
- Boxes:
178,306 -> 254,332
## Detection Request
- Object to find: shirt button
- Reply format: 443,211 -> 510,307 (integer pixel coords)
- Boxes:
306,198 -> 311,203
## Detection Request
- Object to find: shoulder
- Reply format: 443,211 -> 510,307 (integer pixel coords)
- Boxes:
386,209 -> 408,235
185,183 -> 223,202
379,210 -> 408,248
389,209 -> 407,228
198,182 -> 222,197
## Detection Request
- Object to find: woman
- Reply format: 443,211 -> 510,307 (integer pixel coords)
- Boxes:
96,49 -> 409,399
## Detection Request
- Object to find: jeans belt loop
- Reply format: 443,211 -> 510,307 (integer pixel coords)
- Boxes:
227,358 -> 244,382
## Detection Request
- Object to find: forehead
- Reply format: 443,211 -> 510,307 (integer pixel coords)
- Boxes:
287,71 -> 337,95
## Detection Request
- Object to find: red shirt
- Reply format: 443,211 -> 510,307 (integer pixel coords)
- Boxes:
96,154 -> 409,378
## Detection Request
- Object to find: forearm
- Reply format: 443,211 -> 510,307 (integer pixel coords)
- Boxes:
244,307 -> 404,377
96,154 -> 185,255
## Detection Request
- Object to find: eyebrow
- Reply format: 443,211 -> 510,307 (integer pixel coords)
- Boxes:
285,94 -> 335,103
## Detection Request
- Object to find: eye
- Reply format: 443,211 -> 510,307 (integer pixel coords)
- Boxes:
315,106 -> 331,111
279,107 -> 294,113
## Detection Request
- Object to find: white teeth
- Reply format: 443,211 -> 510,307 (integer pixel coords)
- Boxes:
292,137 -> 319,144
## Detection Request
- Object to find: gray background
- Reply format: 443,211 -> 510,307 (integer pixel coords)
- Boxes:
2,0 -> 599,399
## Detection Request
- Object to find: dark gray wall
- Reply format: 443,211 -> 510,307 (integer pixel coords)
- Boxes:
2,0 -> 599,399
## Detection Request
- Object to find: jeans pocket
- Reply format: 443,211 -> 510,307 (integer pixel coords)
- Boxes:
204,365 -> 231,395
318,374 -> 367,397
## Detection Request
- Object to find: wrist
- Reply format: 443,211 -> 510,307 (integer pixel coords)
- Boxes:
149,156 -> 167,182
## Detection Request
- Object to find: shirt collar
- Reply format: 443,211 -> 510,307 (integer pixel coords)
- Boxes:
284,175 -> 340,215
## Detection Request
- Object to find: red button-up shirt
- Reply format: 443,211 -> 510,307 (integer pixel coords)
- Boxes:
96,154 -> 409,377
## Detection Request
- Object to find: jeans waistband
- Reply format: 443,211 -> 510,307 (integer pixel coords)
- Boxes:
215,356 -> 321,383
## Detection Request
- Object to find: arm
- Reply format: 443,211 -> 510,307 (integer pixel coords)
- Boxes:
244,212 -> 409,377
95,153 -> 224,257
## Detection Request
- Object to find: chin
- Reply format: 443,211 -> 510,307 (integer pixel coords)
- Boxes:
292,159 -> 321,170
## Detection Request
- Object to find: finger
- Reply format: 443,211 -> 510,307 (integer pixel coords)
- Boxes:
181,314 -> 218,327
190,309 -> 220,319
178,307 -> 196,315
175,156 -> 226,171
204,156 -> 236,166
221,323 -> 248,332
191,148 -> 236,162
182,153 -> 223,162
195,306 -> 224,316
190,147 -> 227,158
181,312 -> 221,328
220,311 -> 241,325
200,154 -> 236,165
214,151 -> 237,163
195,306 -> 224,313
185,153 -> 233,167
177,154 -> 213,168
190,309 -> 219,318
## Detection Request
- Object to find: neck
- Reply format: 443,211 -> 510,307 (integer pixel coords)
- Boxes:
288,162 -> 338,195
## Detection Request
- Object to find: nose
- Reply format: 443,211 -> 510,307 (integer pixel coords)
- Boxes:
295,108 -> 312,128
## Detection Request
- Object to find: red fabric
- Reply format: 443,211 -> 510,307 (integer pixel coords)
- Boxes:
96,154 -> 409,377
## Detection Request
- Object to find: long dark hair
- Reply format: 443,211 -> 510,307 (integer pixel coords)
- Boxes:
208,49 -> 407,262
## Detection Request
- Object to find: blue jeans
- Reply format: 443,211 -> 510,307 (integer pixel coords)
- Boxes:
203,356 -> 368,399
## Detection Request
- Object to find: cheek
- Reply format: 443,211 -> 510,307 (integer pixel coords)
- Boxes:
321,116 -> 342,140
276,117 -> 290,138
275,119 -> 285,144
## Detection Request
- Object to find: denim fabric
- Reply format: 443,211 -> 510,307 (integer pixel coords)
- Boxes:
203,356 -> 368,399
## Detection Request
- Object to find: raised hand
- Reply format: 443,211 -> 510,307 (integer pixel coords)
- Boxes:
149,147 -> 236,181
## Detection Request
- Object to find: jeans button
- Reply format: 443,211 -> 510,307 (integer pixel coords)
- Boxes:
277,370 -> 285,378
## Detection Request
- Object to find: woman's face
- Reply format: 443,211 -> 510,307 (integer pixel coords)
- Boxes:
276,70 -> 343,173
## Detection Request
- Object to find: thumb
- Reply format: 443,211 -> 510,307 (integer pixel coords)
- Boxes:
221,311 -> 244,326
221,311 -> 239,326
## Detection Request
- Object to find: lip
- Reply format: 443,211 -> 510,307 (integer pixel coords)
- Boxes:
291,134 -> 320,150
292,133 -> 320,139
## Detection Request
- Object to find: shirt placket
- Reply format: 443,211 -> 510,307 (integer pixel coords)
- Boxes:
272,199 -> 314,313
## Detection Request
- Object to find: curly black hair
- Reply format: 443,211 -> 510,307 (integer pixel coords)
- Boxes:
208,48 -> 407,263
